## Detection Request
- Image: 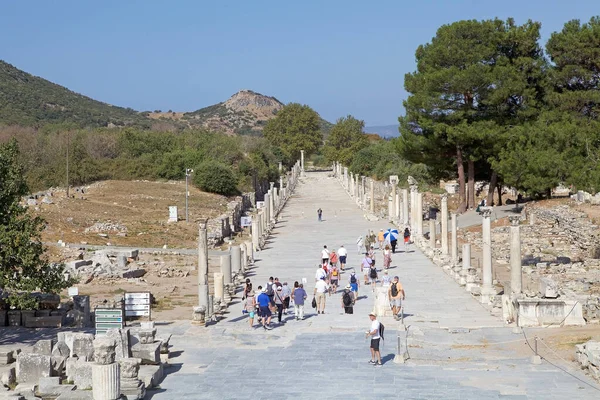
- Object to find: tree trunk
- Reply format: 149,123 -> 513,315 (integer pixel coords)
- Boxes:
467,159 -> 475,209
457,146 -> 466,213
486,171 -> 498,206
496,184 -> 503,206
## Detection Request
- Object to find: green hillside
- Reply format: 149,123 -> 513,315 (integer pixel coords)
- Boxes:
0,60 -> 149,128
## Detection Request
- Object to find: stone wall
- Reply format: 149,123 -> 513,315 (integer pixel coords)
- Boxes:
207,192 -> 255,247
576,341 -> 600,382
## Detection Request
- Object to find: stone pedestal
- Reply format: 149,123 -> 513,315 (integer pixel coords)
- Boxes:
509,216 -> 522,296
192,306 -> 206,324
92,363 -> 120,400
119,358 -> 145,400
373,287 -> 393,317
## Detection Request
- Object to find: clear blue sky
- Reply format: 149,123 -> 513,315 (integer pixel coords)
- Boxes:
1,0 -> 598,126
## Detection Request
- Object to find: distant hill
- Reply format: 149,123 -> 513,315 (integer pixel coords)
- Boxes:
0,60 -> 149,128
365,124 -> 400,138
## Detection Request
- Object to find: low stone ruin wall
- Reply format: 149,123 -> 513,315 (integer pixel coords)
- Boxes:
576,341 -> 600,382
207,192 -> 255,247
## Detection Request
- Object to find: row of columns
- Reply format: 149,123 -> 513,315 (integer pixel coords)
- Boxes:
194,157 -> 303,326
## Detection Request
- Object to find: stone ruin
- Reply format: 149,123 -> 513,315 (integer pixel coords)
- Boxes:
460,204 -> 600,323
0,321 -> 171,399
65,249 -> 146,284
576,341 -> 600,383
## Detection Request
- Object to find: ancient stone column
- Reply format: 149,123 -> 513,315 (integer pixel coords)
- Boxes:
231,245 -> 242,277
279,176 -> 283,190
92,338 -> 120,400
391,182 -> 397,220
509,215 -> 522,296
278,162 -> 282,172
429,218 -> 436,248
350,172 -> 354,196
451,213 -> 458,262
460,243 -> 471,285
343,167 -> 348,189
197,221 -> 209,317
361,176 -> 366,207
370,179 -> 374,213
409,186 -> 417,229
355,175 -> 359,200
251,217 -> 259,251
481,207 -> 494,302
395,193 -> 401,220
402,189 -> 409,225
441,194 -> 449,255
269,187 -> 275,221
417,193 -> 424,236
300,150 -> 305,173
213,272 -> 224,302
220,254 -> 232,284
264,193 -> 271,227
388,194 -> 394,220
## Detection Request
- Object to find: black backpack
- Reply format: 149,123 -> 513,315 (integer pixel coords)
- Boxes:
369,267 -> 377,279
266,282 -> 274,296
391,282 -> 398,297
342,291 -> 353,306
350,273 -> 357,284
379,323 -> 385,340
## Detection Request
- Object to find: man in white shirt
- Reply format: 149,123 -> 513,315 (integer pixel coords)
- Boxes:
315,265 -> 327,281
321,245 -> 330,265
337,245 -> 348,270
366,312 -> 382,367
313,278 -> 329,314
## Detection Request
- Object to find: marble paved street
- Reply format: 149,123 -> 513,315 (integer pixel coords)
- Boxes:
150,172 -> 600,399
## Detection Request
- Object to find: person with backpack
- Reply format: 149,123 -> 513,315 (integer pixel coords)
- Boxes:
366,312 -> 383,367
317,208 -> 323,221
388,276 -> 406,321
273,286 -> 286,324
361,253 -> 372,285
368,264 -> 378,291
349,269 -> 360,301
329,264 -> 340,295
329,250 -> 338,268
265,277 -> 275,304
341,284 -> 354,314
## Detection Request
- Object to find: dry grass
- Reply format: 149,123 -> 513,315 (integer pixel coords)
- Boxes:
33,180 -> 228,249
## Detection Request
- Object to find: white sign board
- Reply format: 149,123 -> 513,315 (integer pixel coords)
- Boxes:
68,287 -> 79,297
240,216 -> 252,227
168,206 -> 178,223
256,201 -> 265,209
124,292 -> 151,319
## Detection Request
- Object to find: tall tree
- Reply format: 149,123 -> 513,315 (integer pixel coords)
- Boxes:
323,115 -> 369,166
0,139 -> 73,295
263,103 -> 322,164
398,18 -> 545,210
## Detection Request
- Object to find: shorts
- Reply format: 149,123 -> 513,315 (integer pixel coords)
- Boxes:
259,306 -> 271,318
330,278 -> 339,285
322,258 -> 329,264
339,256 -> 347,264
249,311 -> 255,318
404,237 -> 410,243
363,268 -> 369,276
390,298 -> 402,307
350,283 -> 358,292
370,338 -> 380,351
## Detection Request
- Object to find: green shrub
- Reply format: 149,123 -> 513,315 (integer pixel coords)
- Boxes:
193,160 -> 239,196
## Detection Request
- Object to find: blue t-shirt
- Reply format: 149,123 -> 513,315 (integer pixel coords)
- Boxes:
293,288 -> 307,305
257,293 -> 270,307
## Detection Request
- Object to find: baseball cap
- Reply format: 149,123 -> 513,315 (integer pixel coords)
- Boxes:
368,312 -> 376,317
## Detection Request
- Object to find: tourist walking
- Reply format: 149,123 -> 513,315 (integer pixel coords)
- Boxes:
349,269 -> 360,301
368,245 -> 376,267
315,264 -> 327,281
361,253 -> 372,285
321,245 -> 330,265
377,229 -> 385,250
368,264 -> 378,291
314,277 -> 329,314
341,284 -> 354,314
265,277 -> 275,303
381,270 -> 391,287
390,237 -> 398,254
364,231 -> 372,253
257,288 -> 273,330
338,245 -> 348,270
388,276 -> 406,320
274,286 -> 285,324
242,278 -> 252,300
383,245 -> 392,269
329,264 -> 340,295
329,250 -> 338,268
317,208 -> 323,221
245,289 -> 256,329
293,283 -> 307,320
356,236 -> 364,255
403,227 -> 411,252
254,286 -> 263,323
281,281 -> 292,314
366,313 -> 383,367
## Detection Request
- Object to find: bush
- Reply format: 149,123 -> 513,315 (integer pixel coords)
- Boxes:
193,160 -> 239,196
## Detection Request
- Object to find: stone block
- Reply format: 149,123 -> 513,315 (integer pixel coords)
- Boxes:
589,364 -> 600,381
66,260 -> 92,270
586,342 -> 600,367
121,269 -> 146,279
71,333 -> 94,361
138,364 -> 163,388
539,277 -> 558,298
65,358 -> 93,390
23,316 -> 62,328
91,363 -> 120,400
137,329 -> 156,344
32,340 -> 53,356
37,376 -> 76,397
72,295 -> 91,328
105,328 -> 131,361
131,342 -> 160,365
0,350 -> 15,365
15,353 -> 51,383
52,342 -> 70,358
0,365 -> 15,386
55,390 -> 93,400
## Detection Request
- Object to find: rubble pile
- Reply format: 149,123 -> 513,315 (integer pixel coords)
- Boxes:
66,249 -> 146,283
84,221 -> 128,235
576,341 -> 600,382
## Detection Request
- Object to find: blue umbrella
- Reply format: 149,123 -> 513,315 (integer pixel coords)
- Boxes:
384,228 -> 399,241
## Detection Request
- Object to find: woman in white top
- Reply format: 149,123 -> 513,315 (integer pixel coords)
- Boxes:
381,270 -> 392,287
356,236 -> 363,255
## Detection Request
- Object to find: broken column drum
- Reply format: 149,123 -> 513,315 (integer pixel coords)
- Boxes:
92,337 -> 120,400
